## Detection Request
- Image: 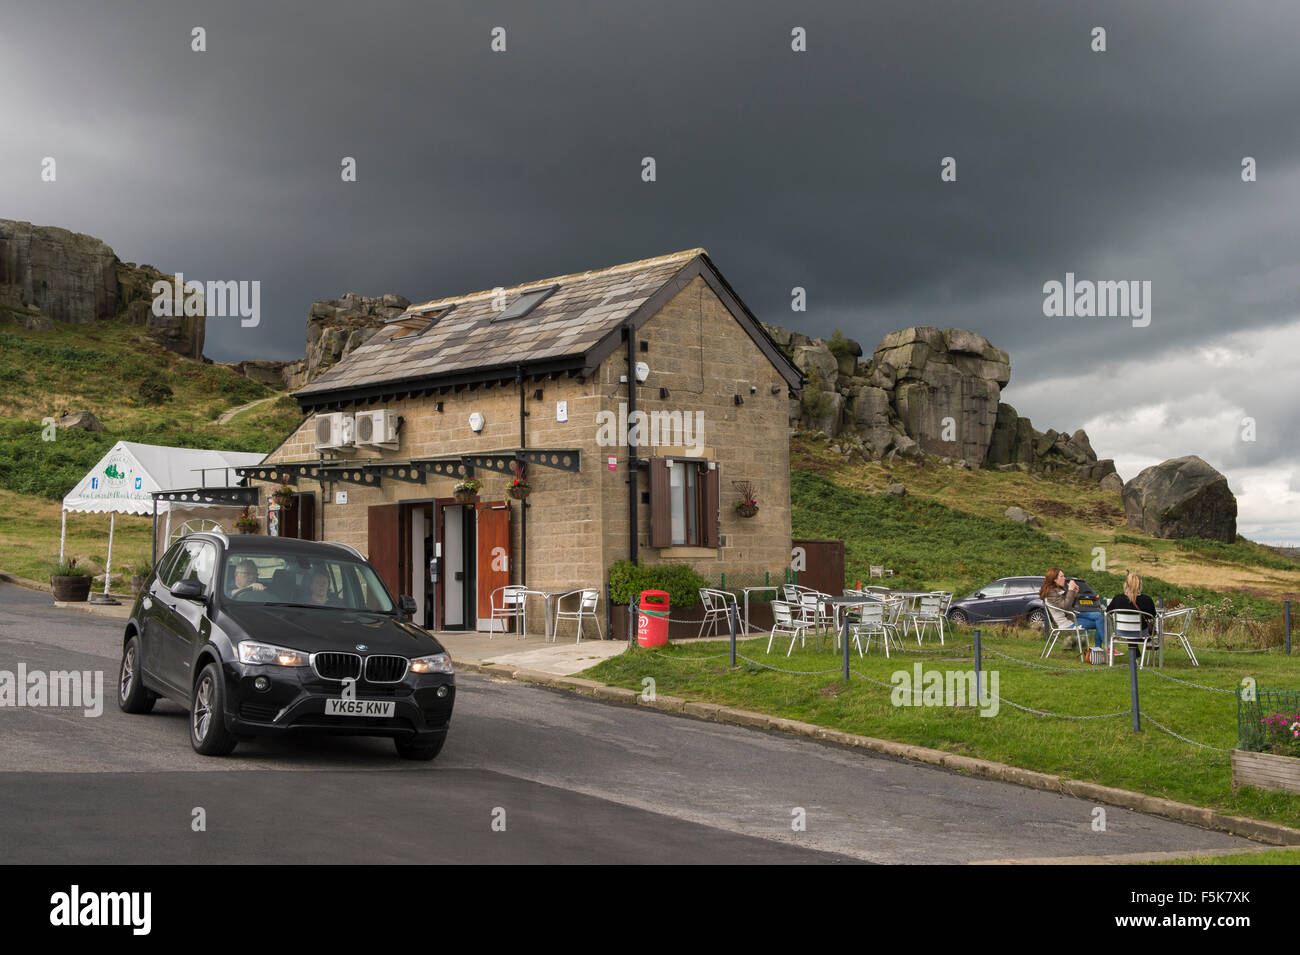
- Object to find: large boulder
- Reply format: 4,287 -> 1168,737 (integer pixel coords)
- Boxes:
0,218 -> 205,357
302,292 -> 410,384
1122,456 -> 1237,543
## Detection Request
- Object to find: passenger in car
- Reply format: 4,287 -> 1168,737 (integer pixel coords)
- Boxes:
308,568 -> 344,607
1040,566 -> 1107,649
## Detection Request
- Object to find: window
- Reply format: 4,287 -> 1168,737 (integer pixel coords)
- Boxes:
389,304 -> 455,341
490,285 -> 558,322
159,542 -> 194,588
669,461 -> 698,546
649,458 -> 720,549
179,541 -> 216,594
220,550 -> 394,612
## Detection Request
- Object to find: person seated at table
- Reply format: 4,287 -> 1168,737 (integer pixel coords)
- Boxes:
1107,571 -> 1157,642
1040,566 -> 1107,650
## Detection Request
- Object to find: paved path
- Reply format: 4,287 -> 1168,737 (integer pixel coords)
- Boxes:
0,582 -> 1261,863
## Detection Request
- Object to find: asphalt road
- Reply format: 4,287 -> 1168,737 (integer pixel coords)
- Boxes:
0,581 -> 1259,863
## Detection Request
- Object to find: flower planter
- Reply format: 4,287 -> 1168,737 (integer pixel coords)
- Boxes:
506,485 -> 531,501
236,523 -> 259,534
454,491 -> 479,505
50,575 -> 91,602
736,503 -> 759,518
1231,749 -> 1300,794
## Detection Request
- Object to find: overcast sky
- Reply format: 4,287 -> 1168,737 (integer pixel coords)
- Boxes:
3,0 -> 1297,541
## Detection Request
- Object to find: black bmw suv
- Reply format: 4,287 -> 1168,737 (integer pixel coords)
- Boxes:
946,575 -> 1102,626
118,532 -> 455,759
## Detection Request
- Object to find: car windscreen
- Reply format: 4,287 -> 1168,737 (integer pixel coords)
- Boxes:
221,552 -> 395,613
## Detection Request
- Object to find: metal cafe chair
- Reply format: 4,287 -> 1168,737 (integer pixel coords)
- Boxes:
553,588 -> 603,643
489,585 -> 528,638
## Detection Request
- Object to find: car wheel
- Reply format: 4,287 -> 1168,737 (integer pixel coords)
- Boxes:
948,609 -> 969,625
395,732 -> 446,761
1027,609 -> 1047,627
118,636 -> 157,714
190,663 -> 238,756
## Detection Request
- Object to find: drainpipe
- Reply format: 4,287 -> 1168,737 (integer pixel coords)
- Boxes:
626,322 -> 638,564
517,364 -> 527,588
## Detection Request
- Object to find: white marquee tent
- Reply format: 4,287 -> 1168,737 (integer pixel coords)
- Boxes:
61,441 -> 266,593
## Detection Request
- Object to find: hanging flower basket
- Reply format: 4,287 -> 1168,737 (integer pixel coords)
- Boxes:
235,505 -> 261,534
737,502 -> 759,518
506,481 -> 531,501
271,484 -> 295,507
453,478 -> 482,504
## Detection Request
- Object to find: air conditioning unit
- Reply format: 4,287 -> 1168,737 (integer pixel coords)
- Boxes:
314,412 -> 355,450
355,409 -> 399,448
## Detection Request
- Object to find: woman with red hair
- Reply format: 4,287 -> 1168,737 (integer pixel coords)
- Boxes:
1040,567 -> 1108,652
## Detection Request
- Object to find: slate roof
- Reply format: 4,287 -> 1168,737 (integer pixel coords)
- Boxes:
293,249 -> 800,408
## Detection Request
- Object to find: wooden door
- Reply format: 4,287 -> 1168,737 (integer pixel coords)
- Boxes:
476,501 -> 511,631
367,503 -> 402,601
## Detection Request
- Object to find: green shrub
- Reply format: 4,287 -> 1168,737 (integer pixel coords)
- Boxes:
138,380 -> 174,405
826,329 -> 852,360
608,560 -> 709,610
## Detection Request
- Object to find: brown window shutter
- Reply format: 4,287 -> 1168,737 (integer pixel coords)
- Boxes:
702,463 -> 720,548
649,458 -> 671,548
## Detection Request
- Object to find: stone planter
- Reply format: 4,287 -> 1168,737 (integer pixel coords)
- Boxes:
50,575 -> 92,602
1231,749 -> 1300,794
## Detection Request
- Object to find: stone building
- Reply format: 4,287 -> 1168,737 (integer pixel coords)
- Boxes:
243,249 -> 802,632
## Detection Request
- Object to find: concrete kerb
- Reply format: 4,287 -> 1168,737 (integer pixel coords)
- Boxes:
462,659 -> 1300,849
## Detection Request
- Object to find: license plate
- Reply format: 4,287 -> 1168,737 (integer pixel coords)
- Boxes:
325,699 -> 395,718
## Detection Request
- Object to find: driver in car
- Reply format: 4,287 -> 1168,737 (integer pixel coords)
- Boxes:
229,559 -> 266,599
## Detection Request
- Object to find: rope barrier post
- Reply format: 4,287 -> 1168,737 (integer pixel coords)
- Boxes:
841,607 -> 850,682
1286,600 -> 1292,655
973,628 -> 982,705
1128,642 -> 1142,733
728,603 -> 737,668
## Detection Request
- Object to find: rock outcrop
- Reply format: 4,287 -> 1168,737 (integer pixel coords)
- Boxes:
1122,456 -> 1237,543
767,322 -> 1118,484
0,218 -> 205,357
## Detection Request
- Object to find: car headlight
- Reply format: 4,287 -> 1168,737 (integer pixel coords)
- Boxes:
238,641 -> 309,667
409,652 -> 453,675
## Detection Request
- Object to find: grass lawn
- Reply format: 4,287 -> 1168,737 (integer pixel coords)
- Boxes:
583,625 -> 1300,830
1153,847 -> 1300,864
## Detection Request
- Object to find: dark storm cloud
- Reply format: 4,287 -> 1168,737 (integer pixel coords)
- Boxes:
2,0 -> 1298,535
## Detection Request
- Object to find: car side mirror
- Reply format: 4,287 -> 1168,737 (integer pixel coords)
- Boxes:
972,592 -> 984,599
399,595 -> 417,616
171,579 -> 206,601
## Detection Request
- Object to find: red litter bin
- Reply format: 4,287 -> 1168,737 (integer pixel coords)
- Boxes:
637,590 -> 670,647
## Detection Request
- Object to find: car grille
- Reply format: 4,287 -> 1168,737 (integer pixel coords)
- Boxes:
312,652 -> 362,681
364,655 -> 408,683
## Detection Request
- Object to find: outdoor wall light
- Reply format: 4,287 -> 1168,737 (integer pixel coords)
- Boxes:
435,401 -> 444,412
469,412 -> 485,433
750,385 -> 757,394
771,385 -> 781,395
